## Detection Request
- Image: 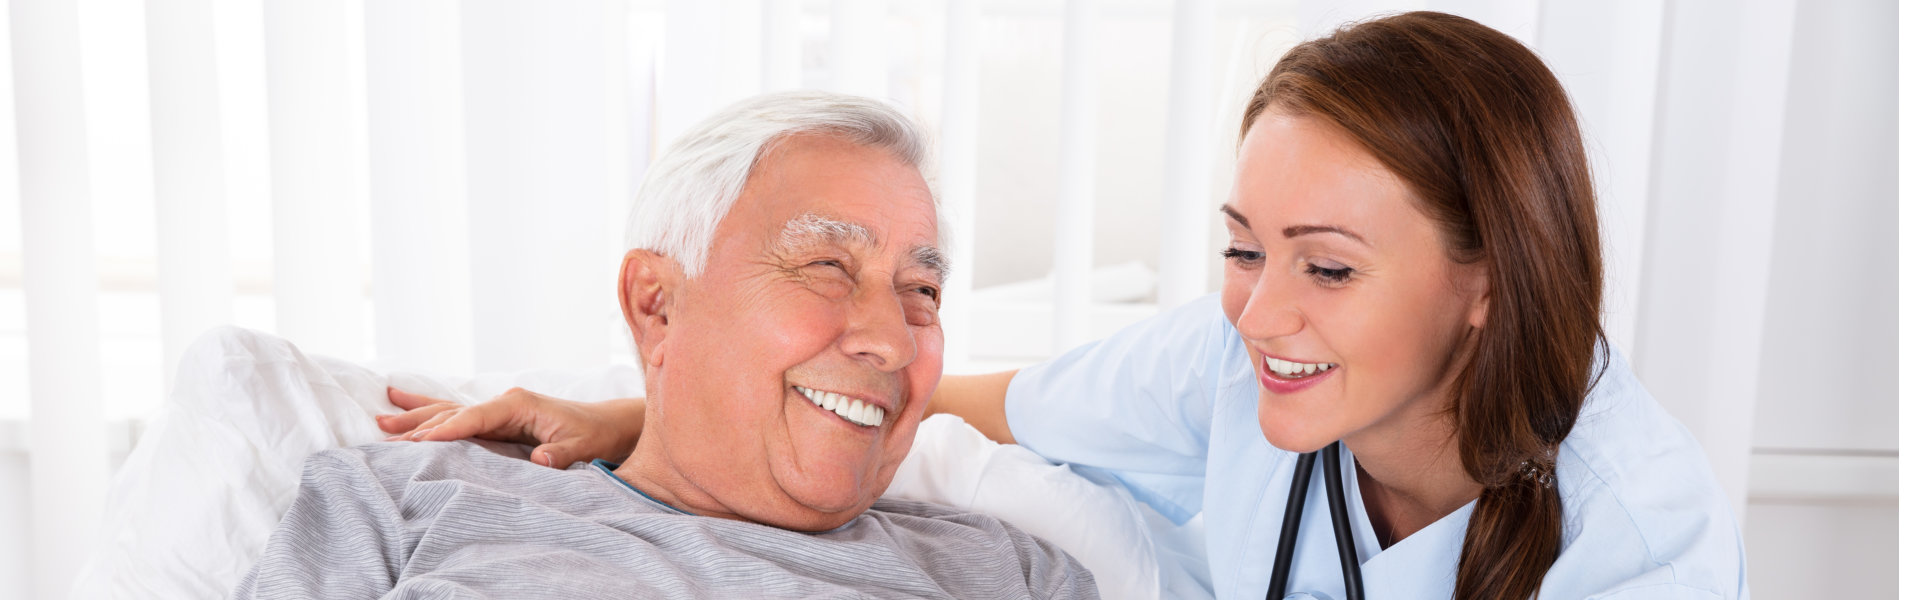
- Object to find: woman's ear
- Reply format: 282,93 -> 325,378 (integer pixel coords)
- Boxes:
619,249 -> 681,369
1464,263 -> 1491,330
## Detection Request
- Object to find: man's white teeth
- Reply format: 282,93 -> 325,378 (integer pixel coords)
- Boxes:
1264,357 -> 1334,379
796,386 -> 883,427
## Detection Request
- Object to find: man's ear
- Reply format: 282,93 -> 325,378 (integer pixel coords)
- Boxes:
619,249 -> 682,370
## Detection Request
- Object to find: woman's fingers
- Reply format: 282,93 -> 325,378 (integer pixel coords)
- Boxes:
379,387 -> 640,469
529,441 -> 579,469
379,387 -> 463,434
397,407 -> 463,441
414,400 -> 534,445
531,433 -> 631,470
381,388 -> 539,444
386,387 -> 452,410
377,400 -> 460,434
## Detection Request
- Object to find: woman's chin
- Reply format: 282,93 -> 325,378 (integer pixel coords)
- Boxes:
1256,401 -> 1341,454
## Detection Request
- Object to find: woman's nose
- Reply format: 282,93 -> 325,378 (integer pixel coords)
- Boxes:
1235,272 -> 1307,339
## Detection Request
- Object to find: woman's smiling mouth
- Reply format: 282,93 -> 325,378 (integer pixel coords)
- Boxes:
1264,357 -> 1336,380
1257,355 -> 1339,394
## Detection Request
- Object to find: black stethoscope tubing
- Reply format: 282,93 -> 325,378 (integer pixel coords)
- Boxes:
1266,442 -> 1366,600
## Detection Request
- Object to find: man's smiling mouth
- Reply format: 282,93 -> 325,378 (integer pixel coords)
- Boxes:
794,385 -> 884,427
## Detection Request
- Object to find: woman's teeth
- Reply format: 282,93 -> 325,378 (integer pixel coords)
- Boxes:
1265,357 -> 1334,379
796,386 -> 883,427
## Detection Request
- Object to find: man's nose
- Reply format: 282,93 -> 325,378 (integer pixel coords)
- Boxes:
839,285 -> 918,372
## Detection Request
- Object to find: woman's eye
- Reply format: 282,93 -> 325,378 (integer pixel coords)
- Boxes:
1220,247 -> 1264,266
1305,263 -> 1355,285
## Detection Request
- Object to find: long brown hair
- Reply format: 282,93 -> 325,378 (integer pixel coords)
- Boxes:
1241,12 -> 1607,599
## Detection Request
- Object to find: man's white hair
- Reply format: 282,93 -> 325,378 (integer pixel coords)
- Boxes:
625,91 -> 938,277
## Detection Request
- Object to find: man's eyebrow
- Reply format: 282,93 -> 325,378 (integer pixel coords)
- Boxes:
776,213 -> 875,252
911,245 -> 951,285
776,212 -> 948,283
1220,205 -> 1370,247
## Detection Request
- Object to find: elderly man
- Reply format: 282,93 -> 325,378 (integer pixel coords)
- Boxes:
234,92 -> 1097,599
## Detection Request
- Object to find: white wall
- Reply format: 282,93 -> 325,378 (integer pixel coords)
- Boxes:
1751,0 -> 1896,455
1743,0 -> 1897,596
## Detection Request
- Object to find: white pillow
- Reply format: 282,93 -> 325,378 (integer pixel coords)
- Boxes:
887,414 -> 1160,597
73,327 -> 1165,599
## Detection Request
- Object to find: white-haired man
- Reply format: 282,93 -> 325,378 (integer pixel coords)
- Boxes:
234,92 -> 1098,599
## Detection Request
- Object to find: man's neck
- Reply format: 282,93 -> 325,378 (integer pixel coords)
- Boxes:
610,433 -> 745,522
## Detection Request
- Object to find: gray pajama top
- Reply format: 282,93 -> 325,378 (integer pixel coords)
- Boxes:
232,440 -> 1098,599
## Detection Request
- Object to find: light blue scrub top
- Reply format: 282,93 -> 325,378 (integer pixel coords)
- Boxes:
1007,295 -> 1748,600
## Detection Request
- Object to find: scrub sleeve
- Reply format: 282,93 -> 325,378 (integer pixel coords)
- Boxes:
1004,296 -> 1238,524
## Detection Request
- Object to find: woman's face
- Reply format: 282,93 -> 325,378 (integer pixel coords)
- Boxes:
1221,112 -> 1488,454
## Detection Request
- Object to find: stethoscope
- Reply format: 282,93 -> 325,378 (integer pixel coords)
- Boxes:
1266,441 -> 1365,600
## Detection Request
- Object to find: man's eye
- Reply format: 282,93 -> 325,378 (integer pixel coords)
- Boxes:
900,285 -> 941,326
899,285 -> 940,304
805,259 -> 858,279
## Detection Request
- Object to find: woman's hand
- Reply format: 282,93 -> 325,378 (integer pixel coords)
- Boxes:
377,387 -> 647,468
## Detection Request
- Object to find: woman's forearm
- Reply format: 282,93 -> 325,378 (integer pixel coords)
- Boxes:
925,370 -> 1019,445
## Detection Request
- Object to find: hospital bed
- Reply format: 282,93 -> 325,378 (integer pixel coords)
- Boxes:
70,327 -> 1210,599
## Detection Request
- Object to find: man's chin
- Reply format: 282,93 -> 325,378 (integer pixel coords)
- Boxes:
760,473 -> 888,529
748,495 -> 877,532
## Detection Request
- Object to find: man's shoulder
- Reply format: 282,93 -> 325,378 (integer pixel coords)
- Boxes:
303,440 -> 552,495
318,438 -> 533,472
298,440 -> 663,537
859,496 -> 1076,567
860,497 -> 1099,597
866,496 -> 968,518
863,496 -> 1022,537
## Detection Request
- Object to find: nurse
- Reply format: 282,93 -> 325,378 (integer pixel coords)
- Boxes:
382,11 -> 1745,599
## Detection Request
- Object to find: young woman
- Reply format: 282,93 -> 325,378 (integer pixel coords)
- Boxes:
382,12 -> 1744,599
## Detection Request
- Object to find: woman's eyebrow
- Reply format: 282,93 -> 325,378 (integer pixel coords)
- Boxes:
1220,204 -> 1250,228
1283,225 -> 1371,247
1220,204 -> 1371,247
